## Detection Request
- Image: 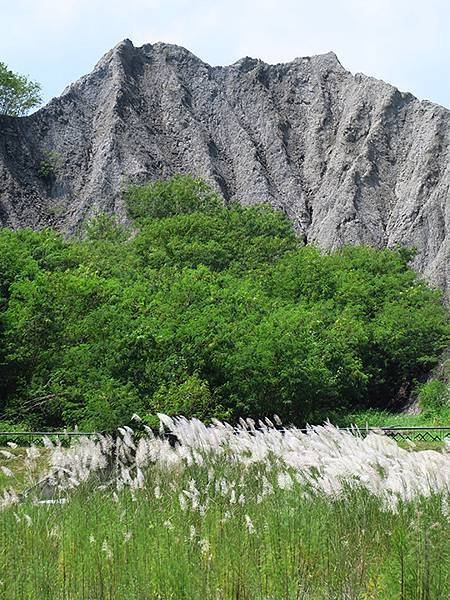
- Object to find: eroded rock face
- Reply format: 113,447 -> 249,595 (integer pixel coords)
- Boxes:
0,40 -> 449,299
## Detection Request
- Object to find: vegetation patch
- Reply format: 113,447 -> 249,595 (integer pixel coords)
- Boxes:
0,416 -> 448,599
0,175 -> 448,430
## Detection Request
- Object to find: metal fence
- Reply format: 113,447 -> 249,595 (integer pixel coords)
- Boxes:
0,426 -> 449,444
371,426 -> 450,443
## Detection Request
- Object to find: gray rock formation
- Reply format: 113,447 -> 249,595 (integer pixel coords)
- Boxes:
0,39 -> 449,299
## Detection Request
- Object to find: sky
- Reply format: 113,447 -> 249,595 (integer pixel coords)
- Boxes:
0,0 -> 449,108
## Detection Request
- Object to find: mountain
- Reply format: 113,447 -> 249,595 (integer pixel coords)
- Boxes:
0,40 -> 449,300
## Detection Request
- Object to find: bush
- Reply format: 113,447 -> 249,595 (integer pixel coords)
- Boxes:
133,204 -> 296,272
147,373 -> 229,424
124,174 -> 223,222
0,176 -> 448,430
417,379 -> 449,422
84,214 -> 129,244
37,150 -> 60,180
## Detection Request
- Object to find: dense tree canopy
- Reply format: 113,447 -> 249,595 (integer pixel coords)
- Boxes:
0,176 -> 448,430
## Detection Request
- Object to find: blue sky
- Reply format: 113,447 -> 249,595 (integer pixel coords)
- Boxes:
1,0 -> 449,108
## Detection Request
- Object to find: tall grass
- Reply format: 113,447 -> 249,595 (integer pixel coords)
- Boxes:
340,408 -> 449,429
0,417 -> 449,599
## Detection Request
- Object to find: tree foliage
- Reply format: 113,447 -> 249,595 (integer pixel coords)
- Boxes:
0,175 -> 448,430
124,174 -> 223,222
0,62 -> 42,116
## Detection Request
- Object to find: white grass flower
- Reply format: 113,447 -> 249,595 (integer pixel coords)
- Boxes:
221,510 -> 231,522
0,490 -> 19,510
123,531 -> 132,543
163,520 -> 174,531
24,514 -> 32,527
131,468 -> 145,490
119,428 -> 136,451
261,476 -> 273,497
245,514 -> 255,534
101,539 -> 113,560
143,425 -> 154,436
179,493 -> 187,511
198,537 -> 210,556
0,466 -> 13,477
21,414 -> 450,515
218,478 -> 228,495
0,450 -> 14,459
277,471 -> 293,491
49,526 -> 60,539
26,446 -> 41,460
157,413 -> 175,430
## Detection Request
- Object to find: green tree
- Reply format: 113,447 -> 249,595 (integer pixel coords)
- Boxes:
0,176 -> 448,430
148,373 -> 224,423
84,214 -> 129,244
124,174 -> 223,222
133,204 -> 297,273
0,62 -> 42,116
417,379 -> 449,422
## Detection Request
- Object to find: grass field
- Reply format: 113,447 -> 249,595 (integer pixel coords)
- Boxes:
0,417 -> 449,599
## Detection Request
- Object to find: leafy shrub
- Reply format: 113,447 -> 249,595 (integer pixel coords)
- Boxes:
417,379 -> 449,422
146,373 -> 230,425
124,174 -> 223,222
37,150 -> 60,180
0,176 -> 448,430
339,409 -> 433,428
84,214 -> 129,244
133,204 -> 296,272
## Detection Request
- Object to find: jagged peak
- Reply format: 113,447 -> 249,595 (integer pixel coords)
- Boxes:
51,41 -> 449,120
290,51 -> 346,71
231,56 -> 265,72
64,41 -> 350,100
109,40 -> 347,73
229,50 -> 347,76
91,38 -> 135,70
133,41 -> 210,68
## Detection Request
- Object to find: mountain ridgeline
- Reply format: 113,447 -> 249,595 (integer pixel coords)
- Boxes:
0,40 -> 449,300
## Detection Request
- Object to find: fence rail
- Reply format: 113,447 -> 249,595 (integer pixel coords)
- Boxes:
0,431 -> 100,437
375,426 -> 450,442
0,426 -> 449,443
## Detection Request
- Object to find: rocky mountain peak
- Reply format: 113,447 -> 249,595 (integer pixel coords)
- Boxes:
0,41 -> 448,301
